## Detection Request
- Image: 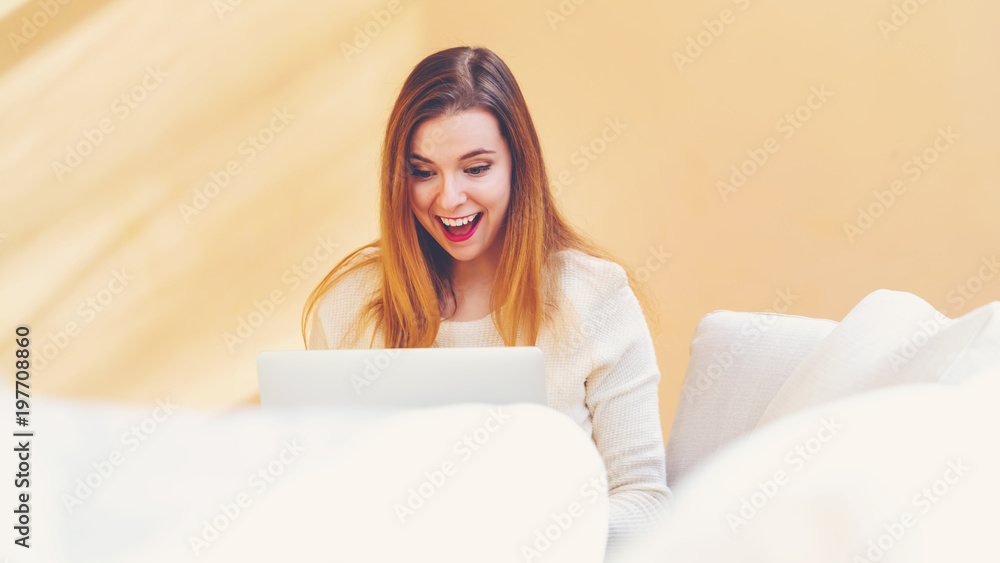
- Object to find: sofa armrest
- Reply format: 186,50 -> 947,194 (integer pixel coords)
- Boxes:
665,310 -> 837,486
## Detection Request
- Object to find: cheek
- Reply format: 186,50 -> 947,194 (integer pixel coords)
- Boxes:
408,184 -> 427,212
492,181 -> 512,216
408,187 -> 439,232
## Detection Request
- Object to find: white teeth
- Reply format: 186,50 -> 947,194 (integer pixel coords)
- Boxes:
440,213 -> 477,227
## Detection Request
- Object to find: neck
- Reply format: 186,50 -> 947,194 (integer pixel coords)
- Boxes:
450,241 -> 502,291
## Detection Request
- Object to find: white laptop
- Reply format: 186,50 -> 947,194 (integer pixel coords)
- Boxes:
257,347 -> 547,409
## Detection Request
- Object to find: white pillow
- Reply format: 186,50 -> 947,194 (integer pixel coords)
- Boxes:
665,310 -> 837,486
6,390 -> 609,562
756,289 -> 1000,428
615,361 -> 1000,563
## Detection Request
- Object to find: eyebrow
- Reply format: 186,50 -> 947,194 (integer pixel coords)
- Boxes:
407,148 -> 496,164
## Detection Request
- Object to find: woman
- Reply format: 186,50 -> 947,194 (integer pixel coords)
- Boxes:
302,45 -> 670,548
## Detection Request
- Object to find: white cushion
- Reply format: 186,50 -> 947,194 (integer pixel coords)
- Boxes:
6,391 -> 609,562
615,361 -> 1000,563
665,310 -> 837,486
757,289 -> 1000,428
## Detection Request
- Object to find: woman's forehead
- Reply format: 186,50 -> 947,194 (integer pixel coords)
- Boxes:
409,109 -> 504,160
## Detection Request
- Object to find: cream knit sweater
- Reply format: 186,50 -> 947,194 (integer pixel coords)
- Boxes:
307,248 -> 672,548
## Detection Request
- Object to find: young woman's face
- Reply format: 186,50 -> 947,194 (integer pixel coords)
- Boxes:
407,108 -> 511,264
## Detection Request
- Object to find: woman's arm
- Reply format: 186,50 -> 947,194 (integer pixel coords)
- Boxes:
584,266 -> 672,549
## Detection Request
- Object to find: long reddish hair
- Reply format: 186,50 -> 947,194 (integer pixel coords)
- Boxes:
302,46 -> 657,348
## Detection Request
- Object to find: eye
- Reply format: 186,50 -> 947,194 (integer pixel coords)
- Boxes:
408,167 -> 435,181
466,164 -> 491,176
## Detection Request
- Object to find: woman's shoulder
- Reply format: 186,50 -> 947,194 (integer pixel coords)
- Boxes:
550,248 -> 629,299
333,246 -> 381,284
541,248 -> 637,351
309,247 -> 382,348
315,248 -> 381,311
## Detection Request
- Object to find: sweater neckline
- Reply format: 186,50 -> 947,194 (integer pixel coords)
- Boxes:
439,314 -> 493,326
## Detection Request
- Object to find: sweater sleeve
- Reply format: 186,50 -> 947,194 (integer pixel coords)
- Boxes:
584,265 -> 672,550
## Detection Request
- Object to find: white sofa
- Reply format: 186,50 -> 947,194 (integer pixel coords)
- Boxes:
618,289 -> 1000,562
3,397 -> 611,562
665,289 -> 1000,488
665,309 -> 838,486
7,289 -> 998,562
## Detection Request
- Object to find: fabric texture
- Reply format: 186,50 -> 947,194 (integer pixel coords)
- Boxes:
665,310 -> 837,486
307,247 -> 671,549
614,291 -> 1000,562
613,363 -> 1000,563
2,389 -> 611,561
756,289 -> 1000,428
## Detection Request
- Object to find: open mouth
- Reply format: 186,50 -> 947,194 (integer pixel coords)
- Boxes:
437,212 -> 482,241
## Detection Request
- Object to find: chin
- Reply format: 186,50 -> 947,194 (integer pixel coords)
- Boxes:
442,246 -> 483,262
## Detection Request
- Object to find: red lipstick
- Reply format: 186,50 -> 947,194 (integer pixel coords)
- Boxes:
437,212 -> 482,242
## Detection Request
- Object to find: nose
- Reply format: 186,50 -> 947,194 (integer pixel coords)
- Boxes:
437,171 -> 467,211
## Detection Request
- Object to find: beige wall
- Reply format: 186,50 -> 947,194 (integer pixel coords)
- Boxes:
1,0 -> 997,446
